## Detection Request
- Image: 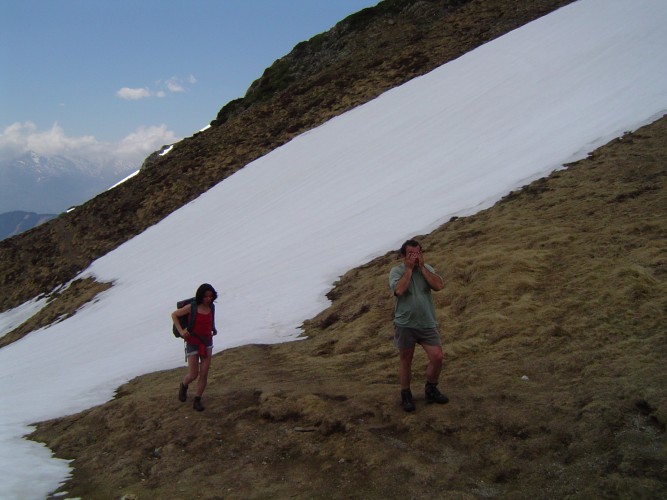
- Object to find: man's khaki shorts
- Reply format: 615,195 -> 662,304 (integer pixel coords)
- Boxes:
393,325 -> 441,350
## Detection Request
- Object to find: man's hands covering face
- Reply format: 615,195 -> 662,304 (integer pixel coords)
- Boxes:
405,247 -> 422,269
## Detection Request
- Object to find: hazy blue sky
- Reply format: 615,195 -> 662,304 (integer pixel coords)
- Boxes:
0,0 -> 378,164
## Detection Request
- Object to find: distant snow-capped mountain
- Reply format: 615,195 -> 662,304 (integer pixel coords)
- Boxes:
0,151 -> 137,213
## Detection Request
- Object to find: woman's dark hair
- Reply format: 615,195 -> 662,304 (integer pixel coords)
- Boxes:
195,283 -> 218,304
399,239 -> 421,256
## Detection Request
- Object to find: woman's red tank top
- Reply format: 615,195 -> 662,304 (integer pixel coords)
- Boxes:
192,309 -> 213,338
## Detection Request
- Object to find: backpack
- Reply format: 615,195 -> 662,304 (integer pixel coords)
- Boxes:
172,298 -> 217,339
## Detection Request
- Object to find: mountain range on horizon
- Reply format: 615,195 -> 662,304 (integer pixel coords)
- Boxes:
0,150 -> 137,215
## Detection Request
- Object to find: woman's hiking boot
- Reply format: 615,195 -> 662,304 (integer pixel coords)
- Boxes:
425,382 -> 449,404
178,383 -> 188,402
401,389 -> 416,412
193,396 -> 204,412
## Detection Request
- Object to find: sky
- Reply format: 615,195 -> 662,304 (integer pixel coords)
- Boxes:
0,0 -> 379,166
1,0 -> 667,498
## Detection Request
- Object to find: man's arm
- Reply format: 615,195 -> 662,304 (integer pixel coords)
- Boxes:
420,264 -> 444,291
415,253 -> 443,291
392,266 -> 413,296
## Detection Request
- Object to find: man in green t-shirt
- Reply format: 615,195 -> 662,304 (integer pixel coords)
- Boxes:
389,239 -> 449,412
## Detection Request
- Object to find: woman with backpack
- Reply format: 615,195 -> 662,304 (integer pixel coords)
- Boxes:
171,283 -> 218,411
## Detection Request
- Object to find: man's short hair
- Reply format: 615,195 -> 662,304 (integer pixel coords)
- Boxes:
399,239 -> 421,256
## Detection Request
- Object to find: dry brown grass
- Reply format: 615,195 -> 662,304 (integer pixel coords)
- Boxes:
30,116 -> 667,499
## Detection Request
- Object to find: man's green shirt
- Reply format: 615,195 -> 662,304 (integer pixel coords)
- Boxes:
389,263 -> 440,329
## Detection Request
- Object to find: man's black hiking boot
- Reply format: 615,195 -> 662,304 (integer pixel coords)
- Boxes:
401,389 -> 416,412
178,383 -> 188,402
425,382 -> 449,404
193,396 -> 204,412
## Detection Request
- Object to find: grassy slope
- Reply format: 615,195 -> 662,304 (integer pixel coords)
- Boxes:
32,116 -> 667,498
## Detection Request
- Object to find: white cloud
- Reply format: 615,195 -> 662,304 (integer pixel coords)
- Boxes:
116,75 -> 197,100
0,122 -> 96,159
166,77 -> 185,93
115,125 -> 178,159
116,87 -> 151,100
0,121 -> 179,168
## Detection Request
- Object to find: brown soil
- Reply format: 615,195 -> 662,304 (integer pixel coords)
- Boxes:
32,116 -> 667,499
